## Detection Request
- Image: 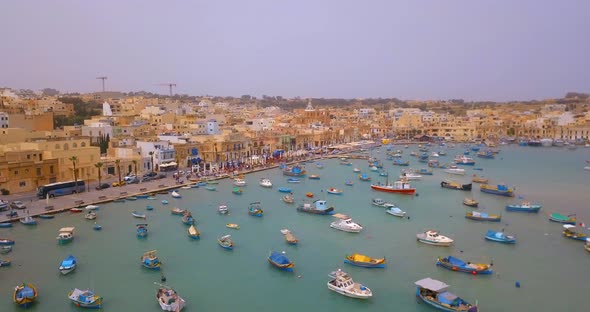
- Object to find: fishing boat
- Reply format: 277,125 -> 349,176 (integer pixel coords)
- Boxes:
393,159 -> 410,166
233,178 -> 247,186
13,283 -> 37,308
218,234 -> 233,250
415,278 -> 478,311
205,186 -> 216,191
345,180 -> 354,186
161,199 -> 169,205
68,288 -> 103,309
280,229 -> 298,245
371,178 -> 416,194
327,269 -> 372,299
0,238 -> 15,246
171,207 -> 186,215
0,259 -> 11,267
171,191 -> 181,198
188,225 -> 200,239
278,187 -> 292,193
146,205 -> 154,211
463,198 -> 479,207
340,160 -> 352,166
137,194 -> 150,198
485,230 -> 516,244
137,224 -> 148,238
441,180 -> 472,191
0,222 -> 13,228
371,198 -> 393,207
1,246 -> 12,254
369,166 -> 379,172
385,206 -> 406,217
344,253 -> 386,268
444,166 -> 465,175
126,196 -> 138,201
563,224 -> 587,242
218,203 -> 229,214
180,212 -> 195,225
436,256 -> 493,275
57,227 -> 75,244
93,223 -> 102,231
549,213 -> 576,224
454,155 -> 476,165
330,214 -> 362,233
465,211 -> 501,222
287,177 -> 301,183
309,174 -> 321,180
226,223 -> 240,230
282,195 -> 295,204
401,172 -> 422,180
471,175 -> 488,183
156,286 -> 186,311
140,250 -> 161,270
259,178 -> 273,188
506,201 -> 541,212
327,188 -> 343,195
417,168 -> 434,175
232,187 -> 244,195
283,164 -> 306,177
353,168 -> 361,173
480,184 -> 514,197
248,202 -> 263,217
297,200 -> 335,215
316,163 -> 324,169
20,216 -> 37,225
132,211 -> 147,219
59,255 -> 77,275
306,192 -> 314,198
84,211 -> 97,220
267,251 -> 295,272
416,230 -> 454,246
358,174 -> 371,181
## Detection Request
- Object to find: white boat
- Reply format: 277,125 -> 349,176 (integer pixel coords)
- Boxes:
431,152 -> 439,157
444,166 -> 465,175
385,206 -> 406,217
454,155 -> 475,165
181,186 -> 191,189
259,178 -> 273,188
233,178 -> 247,186
416,230 -> 453,246
171,191 -> 181,198
327,269 -> 372,299
330,214 -> 362,233
218,203 -> 228,214
540,138 -> 553,147
84,212 -> 97,220
85,205 -> 99,211
156,286 -> 186,311
400,172 -> 422,180
585,166 -> 590,171
57,227 -> 75,243
353,168 -> 361,173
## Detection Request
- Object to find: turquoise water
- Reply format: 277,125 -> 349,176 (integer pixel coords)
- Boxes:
1,145 -> 589,311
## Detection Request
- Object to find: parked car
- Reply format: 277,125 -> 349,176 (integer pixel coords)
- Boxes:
95,183 -> 110,190
0,200 -> 9,211
123,175 -> 137,182
144,172 -> 157,178
10,201 -> 26,210
156,173 -> 167,179
112,181 -> 126,187
140,176 -> 153,183
127,177 -> 140,184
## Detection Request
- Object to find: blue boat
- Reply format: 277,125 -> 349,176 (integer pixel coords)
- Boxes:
13,283 -> 37,308
146,205 -> 154,211
345,180 -> 354,186
484,230 -> 516,244
140,250 -> 161,270
38,214 -> 55,219
436,256 -> 492,275
283,164 -> 306,177
278,187 -> 292,193
287,178 -> 301,183
480,184 -> 514,197
137,224 -> 148,238
473,168 -> 484,171
93,223 -> 102,231
181,213 -> 195,225
218,235 -> 233,250
136,194 -> 149,199
393,159 -> 410,166
417,168 -> 434,175
197,182 -> 207,187
0,238 -> 15,246
1,259 -> 11,267
248,202 -> 264,217
267,251 -> 294,272
415,278 -> 478,312
59,255 -> 77,275
477,150 -> 494,159
297,200 -> 334,215
68,288 -> 103,309
19,216 -> 37,226
506,201 -> 541,213
358,174 -> 371,181
379,171 -> 388,177
0,222 -> 13,228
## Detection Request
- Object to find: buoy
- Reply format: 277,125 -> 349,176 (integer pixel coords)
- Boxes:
515,281 -> 521,288
472,271 -> 477,275
415,193 -> 419,197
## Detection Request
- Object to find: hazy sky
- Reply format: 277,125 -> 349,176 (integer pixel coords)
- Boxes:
1,1 -> 589,101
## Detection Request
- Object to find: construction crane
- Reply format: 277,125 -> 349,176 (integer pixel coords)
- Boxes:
96,76 -> 107,92
158,83 -> 177,96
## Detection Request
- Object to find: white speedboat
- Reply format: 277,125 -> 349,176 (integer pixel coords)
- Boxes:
353,168 -> 361,173
444,166 -> 465,175
585,166 -> 590,171
171,191 -> 181,198
84,211 -> 97,220
327,269 -> 372,299
416,230 -> 453,246
330,214 -> 362,233
233,178 -> 247,186
400,172 -> 422,180
156,286 -> 186,311
218,203 -> 228,214
385,206 -> 406,217
85,205 -> 99,211
259,178 -> 272,188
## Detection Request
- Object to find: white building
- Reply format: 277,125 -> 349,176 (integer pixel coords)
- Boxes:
246,118 -> 275,131
207,119 -> 220,135
358,108 -> 376,118
0,112 -> 9,128
136,141 -> 176,172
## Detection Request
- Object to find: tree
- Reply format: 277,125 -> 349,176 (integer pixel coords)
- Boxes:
115,159 -> 122,186
94,162 -> 103,187
69,156 -> 79,191
41,88 -> 60,96
132,159 -> 138,176
148,151 -> 154,173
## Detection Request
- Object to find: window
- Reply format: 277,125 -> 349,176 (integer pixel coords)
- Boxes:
19,181 -> 26,187
81,142 -> 86,147
36,168 -> 41,176
14,170 -> 18,176
63,143 -> 69,150
73,143 -> 78,148
25,169 -> 29,174
50,166 -> 54,174
27,154 -> 31,159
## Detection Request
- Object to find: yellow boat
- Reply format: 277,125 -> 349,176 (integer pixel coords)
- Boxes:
472,175 -> 489,184
585,243 -> 590,253
344,253 -> 386,268
188,225 -> 200,239
13,283 -> 38,308
226,223 -> 240,230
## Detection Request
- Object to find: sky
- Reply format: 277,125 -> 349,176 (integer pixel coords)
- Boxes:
1,0 -> 589,101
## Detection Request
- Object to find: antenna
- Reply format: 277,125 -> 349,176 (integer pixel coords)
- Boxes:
96,77 -> 107,92
158,83 -> 177,96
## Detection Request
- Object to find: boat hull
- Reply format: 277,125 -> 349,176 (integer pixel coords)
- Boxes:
484,235 -> 515,244
436,260 -> 492,275
370,185 -> 416,194
327,283 -> 371,299
416,293 -> 477,312
441,181 -> 472,191
343,259 -> 385,268
417,238 -> 453,246
506,205 -> 541,213
330,224 -> 361,233
480,188 -> 514,197
465,215 -> 501,222
549,215 -> 576,225
297,206 -> 334,215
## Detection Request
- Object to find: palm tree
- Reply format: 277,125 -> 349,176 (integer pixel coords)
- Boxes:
94,162 -> 103,188
69,156 -> 79,191
132,159 -> 138,176
148,151 -> 154,173
115,159 -> 121,186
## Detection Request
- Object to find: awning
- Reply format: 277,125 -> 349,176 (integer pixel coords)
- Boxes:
414,278 -> 449,292
160,162 -> 178,167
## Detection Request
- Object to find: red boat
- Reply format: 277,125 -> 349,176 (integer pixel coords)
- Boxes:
70,208 -> 83,213
370,179 -> 416,194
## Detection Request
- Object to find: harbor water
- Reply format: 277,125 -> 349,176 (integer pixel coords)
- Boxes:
1,145 -> 589,311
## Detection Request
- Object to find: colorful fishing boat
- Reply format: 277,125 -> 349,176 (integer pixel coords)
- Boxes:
156,286 -> 186,311
297,200 -> 335,215
20,216 -> 37,225
248,202 -> 263,217
226,223 -> 240,230
13,283 -> 37,308
132,211 -> 147,219
59,255 -> 77,275
463,198 -> 479,207
465,211 -> 501,222
309,174 -> 321,180
344,253 -> 386,268
0,222 -> 13,228
327,188 -> 343,195
93,223 -> 102,231
471,175 -> 489,183
146,205 -> 154,211
358,174 -> 371,181
57,227 -> 75,244
327,269 -> 372,299
84,211 -> 97,220
441,180 -> 472,191
1,246 -> 12,254
282,195 -> 295,204
268,251 -> 294,272
506,201 -> 541,212
188,225 -> 200,239
0,238 -> 15,246
137,224 -> 148,238
140,250 -> 161,270
283,164 -> 306,177
485,230 -> 516,244
70,207 -> 84,213
232,187 -> 243,195
171,208 -> 186,215
436,256 -> 493,275
562,224 -> 587,242
68,288 -> 103,309
345,180 -> 354,186
280,229 -> 298,245
205,186 -> 216,191
394,159 -> 410,166
218,203 -> 229,214
415,278 -> 478,312
480,183 -> 514,197
454,155 -> 476,165
218,235 -> 233,250
417,168 -> 434,175
371,178 -> 416,194
278,187 -> 292,193
161,199 -> 169,205
549,213 -> 576,224
0,259 -> 11,267
181,212 -> 195,225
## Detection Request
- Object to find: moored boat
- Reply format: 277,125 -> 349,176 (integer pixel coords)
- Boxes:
171,191 -> 181,198
280,229 -> 298,245
563,224 -> 587,242
84,211 -> 97,220
480,184 -> 514,197
20,216 -> 37,225
259,178 -> 273,188
248,202 -> 263,217
506,201 -> 541,212
283,164 -> 306,177
436,256 -> 493,275
309,174 -> 320,180
454,155 -> 476,165
226,223 -> 240,230
156,285 -> 186,311
233,178 -> 247,186
463,198 -> 479,207
344,253 -> 386,268
218,203 -> 229,214
132,211 -> 147,219
345,180 -> 354,186
268,251 -> 294,272
415,277 -> 478,311
140,250 -> 161,270
171,207 -> 186,215
282,195 -> 295,204
85,205 -> 99,210
485,230 -> 516,244
330,214 -> 362,233
0,238 -> 15,245
218,234 -> 233,250
441,180 -> 472,191
0,259 -> 11,267
358,174 -> 371,181
93,223 -> 102,231
205,186 -> 216,191
161,199 -> 169,205
327,188 -> 343,195
549,213 -> 576,224
416,230 -> 453,246
137,224 -> 148,238
278,187 -> 292,193
70,207 -> 84,213
287,177 -> 301,183
232,187 -> 243,195
68,288 -> 103,309
465,211 -> 501,222
371,179 -> 416,194
385,205 -> 406,217
181,212 -> 195,225
297,200 -> 335,215
59,255 -> 77,275
0,222 -> 13,227
401,172 -> 422,180
471,174 -> 489,183
443,166 -> 465,175
417,168 -> 434,175
306,192 -> 314,197
188,225 -> 200,239
13,283 -> 37,308
1,246 -> 12,254
57,227 -> 75,244
327,269 -> 372,299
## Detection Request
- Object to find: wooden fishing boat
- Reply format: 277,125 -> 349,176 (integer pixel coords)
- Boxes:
218,235 -> 233,250
562,224 -> 587,242
287,177 -> 301,183
38,214 -> 55,219
549,213 -> 576,224
68,288 -> 103,309
70,207 -> 84,213
282,195 -> 295,204
278,187 -> 292,193
441,180 -> 472,191
471,175 -> 489,183
13,283 -> 37,307
297,200 -> 334,215
205,186 -> 216,191
156,286 -> 186,311
485,230 -> 516,244
358,174 -> 371,181
171,208 -> 186,215
146,205 -> 154,211
126,196 -> 138,201
345,180 -> 354,186
268,251 -> 294,272
465,211 -> 501,222
140,250 -> 161,270
415,278 -> 478,312
59,255 -> 77,275
480,184 -> 514,197
309,174 -> 320,180
327,188 -> 343,195
0,222 -> 13,228
248,202 -> 264,217
57,227 -> 75,244
506,201 -> 541,213
188,225 -> 200,239
0,238 -> 15,245
132,211 -> 147,219
0,246 -> 12,254
137,224 -> 148,238
463,198 -> 479,207
280,229 -> 298,245
161,199 -> 169,205
84,211 -> 97,220
20,216 -> 37,225
344,253 -> 386,268
232,187 -> 243,195
0,259 -> 11,267
226,223 -> 240,230
436,256 -> 493,275
181,212 -> 195,225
